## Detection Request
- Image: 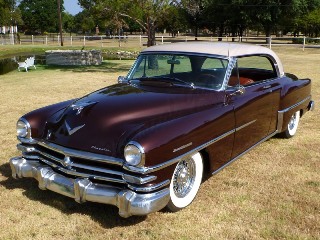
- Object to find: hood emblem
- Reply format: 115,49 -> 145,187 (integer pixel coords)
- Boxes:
71,101 -> 97,115
65,121 -> 85,136
62,156 -> 73,169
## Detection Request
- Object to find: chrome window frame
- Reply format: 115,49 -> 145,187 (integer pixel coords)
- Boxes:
126,51 -> 231,92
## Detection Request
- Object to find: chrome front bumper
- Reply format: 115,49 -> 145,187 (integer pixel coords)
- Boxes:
10,157 -> 170,218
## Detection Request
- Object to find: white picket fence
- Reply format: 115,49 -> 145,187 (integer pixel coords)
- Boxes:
1,34 -> 319,50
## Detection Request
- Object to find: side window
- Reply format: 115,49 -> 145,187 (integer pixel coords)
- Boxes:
202,58 -> 227,70
236,56 -> 277,84
237,56 -> 274,71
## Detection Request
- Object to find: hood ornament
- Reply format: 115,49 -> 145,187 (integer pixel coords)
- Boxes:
62,156 -> 73,169
65,121 -> 85,136
71,101 -> 97,115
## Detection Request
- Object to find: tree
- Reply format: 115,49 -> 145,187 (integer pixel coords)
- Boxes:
201,0 -> 320,43
19,0 -> 64,34
180,0 -> 205,40
298,7 -> 320,37
63,12 -> 75,35
0,0 -> 22,27
157,4 -> 188,37
239,0 -> 320,42
74,10 -> 95,34
79,0 -> 176,46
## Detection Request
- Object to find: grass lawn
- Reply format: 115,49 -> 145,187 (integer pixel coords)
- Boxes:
0,45 -> 141,59
0,47 -> 319,240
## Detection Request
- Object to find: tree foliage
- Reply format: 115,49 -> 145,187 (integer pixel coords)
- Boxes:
179,0 -> 205,40
0,0 -> 23,27
79,0 -> 177,46
13,0 -> 320,39
19,0 -> 64,34
298,7 -> 320,37
202,0 -> 320,41
73,10 -> 96,34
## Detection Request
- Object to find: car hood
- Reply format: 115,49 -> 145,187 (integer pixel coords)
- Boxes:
44,83 -> 221,156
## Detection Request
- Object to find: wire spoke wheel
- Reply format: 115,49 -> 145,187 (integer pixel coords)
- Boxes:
167,152 -> 203,212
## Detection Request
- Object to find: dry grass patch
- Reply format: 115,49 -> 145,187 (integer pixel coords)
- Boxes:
0,49 -> 319,240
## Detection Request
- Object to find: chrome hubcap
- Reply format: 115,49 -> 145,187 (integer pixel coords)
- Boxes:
173,158 -> 196,198
289,114 -> 297,130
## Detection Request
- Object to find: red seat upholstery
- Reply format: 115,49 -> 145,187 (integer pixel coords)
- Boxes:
229,76 -> 254,86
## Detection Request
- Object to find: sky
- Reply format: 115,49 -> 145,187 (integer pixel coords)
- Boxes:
64,0 -> 83,16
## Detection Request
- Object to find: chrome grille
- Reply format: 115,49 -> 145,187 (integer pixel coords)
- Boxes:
18,141 -> 127,184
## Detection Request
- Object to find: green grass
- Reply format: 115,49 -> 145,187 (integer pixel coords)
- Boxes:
0,45 -> 141,59
0,47 -> 319,240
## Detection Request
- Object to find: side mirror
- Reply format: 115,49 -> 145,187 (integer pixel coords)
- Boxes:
118,76 -> 128,84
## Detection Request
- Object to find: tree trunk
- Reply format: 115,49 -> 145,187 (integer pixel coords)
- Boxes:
195,25 -> 198,41
231,31 -> 236,42
218,24 -> 224,41
239,25 -> 244,41
147,18 -> 156,47
264,25 -> 272,44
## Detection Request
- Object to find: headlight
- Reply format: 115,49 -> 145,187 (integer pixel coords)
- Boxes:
16,118 -> 31,138
124,141 -> 145,166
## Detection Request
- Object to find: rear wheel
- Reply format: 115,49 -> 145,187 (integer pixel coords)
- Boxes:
280,110 -> 300,138
166,152 -> 203,212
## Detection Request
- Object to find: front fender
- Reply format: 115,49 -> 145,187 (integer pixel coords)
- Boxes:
22,99 -> 75,138
132,103 -> 235,169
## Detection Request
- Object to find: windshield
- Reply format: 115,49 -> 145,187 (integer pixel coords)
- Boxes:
127,53 -> 228,90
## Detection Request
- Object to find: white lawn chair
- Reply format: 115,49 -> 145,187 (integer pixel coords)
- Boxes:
17,57 -> 36,72
26,57 -> 36,70
18,61 -> 29,72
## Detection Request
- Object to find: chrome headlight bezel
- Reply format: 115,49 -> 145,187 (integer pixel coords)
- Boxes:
16,118 -> 31,138
124,141 -> 145,167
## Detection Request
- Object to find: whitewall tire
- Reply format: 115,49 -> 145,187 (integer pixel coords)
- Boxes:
166,152 -> 203,212
281,110 -> 300,138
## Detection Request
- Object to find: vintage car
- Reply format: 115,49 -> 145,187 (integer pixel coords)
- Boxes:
10,42 -> 314,218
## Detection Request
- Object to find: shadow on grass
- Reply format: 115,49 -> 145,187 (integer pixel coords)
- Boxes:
40,61 -> 133,74
0,162 -> 146,227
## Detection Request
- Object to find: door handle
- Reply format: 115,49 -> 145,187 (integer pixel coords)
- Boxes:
263,85 -> 272,89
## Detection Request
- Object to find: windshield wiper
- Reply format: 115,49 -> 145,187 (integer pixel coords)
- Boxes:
145,76 -> 194,88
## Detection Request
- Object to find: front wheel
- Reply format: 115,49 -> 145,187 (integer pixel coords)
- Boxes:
166,152 -> 203,212
280,110 -> 300,138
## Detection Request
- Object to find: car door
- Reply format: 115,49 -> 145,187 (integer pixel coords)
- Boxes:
228,55 -> 280,159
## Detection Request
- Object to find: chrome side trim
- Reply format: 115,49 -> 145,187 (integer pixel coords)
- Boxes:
278,96 -> 311,114
9,157 -> 170,218
124,128 -> 236,174
37,141 -> 123,166
125,119 -> 258,174
128,180 -> 170,193
277,111 -> 284,133
211,131 -> 278,175
277,96 -> 311,132
236,119 -> 256,131
173,142 -> 193,153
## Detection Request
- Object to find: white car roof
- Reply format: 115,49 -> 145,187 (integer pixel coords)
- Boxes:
142,42 -> 284,76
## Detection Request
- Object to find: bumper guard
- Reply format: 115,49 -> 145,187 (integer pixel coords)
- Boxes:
10,157 -> 170,218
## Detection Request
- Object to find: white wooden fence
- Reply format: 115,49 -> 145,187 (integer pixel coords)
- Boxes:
1,34 -> 319,50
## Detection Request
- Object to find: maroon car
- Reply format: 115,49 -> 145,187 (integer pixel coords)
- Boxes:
10,42 -> 314,217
